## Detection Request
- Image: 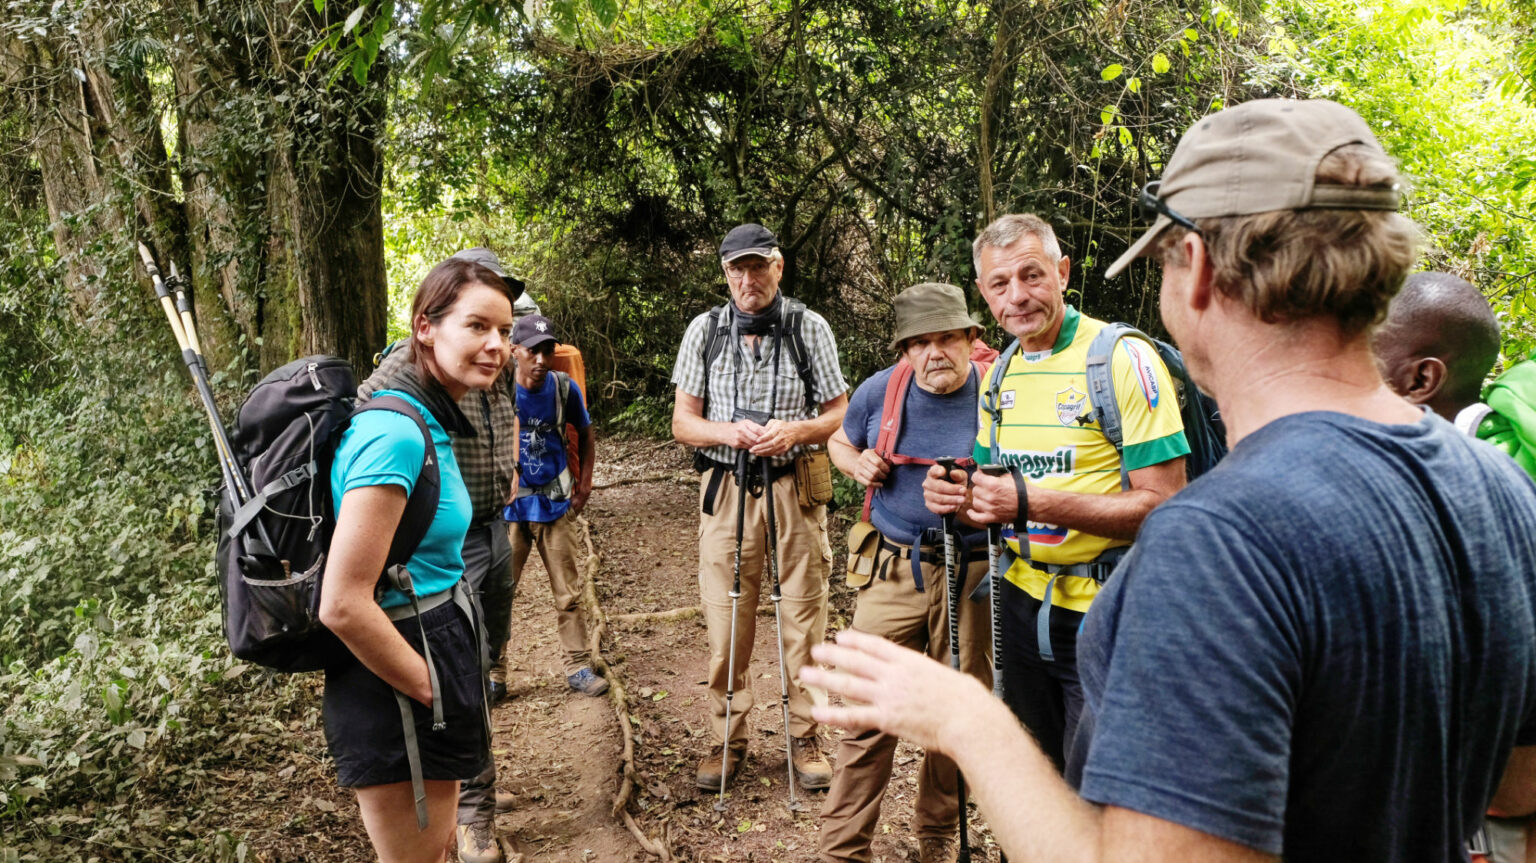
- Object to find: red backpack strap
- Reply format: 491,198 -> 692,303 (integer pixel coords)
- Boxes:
862,360 -> 988,521
863,361 -> 914,521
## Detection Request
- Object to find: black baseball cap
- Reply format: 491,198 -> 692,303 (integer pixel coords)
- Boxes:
719,224 -> 779,263
512,314 -> 558,351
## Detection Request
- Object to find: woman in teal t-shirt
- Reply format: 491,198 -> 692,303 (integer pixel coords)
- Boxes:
317,257 -> 516,863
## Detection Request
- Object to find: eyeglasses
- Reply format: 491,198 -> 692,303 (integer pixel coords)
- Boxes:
1139,181 -> 1201,235
724,259 -> 773,280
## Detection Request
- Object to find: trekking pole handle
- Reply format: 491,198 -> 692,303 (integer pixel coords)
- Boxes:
139,242 -> 191,353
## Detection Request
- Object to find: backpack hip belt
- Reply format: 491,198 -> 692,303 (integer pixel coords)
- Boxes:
515,465 -> 572,501
873,528 -> 981,593
699,456 -> 795,515
1009,546 -> 1128,663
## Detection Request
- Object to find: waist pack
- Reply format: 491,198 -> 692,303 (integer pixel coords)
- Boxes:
216,356 -> 440,673
795,447 -> 834,507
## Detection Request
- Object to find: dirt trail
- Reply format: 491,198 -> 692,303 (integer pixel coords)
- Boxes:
582,440 -> 1001,863
224,437 -> 999,862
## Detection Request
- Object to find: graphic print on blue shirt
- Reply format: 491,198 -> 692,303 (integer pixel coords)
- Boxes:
329,389 -> 472,609
507,373 -> 591,524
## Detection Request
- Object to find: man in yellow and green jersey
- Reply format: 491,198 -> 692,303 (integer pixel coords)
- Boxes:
923,213 -> 1189,772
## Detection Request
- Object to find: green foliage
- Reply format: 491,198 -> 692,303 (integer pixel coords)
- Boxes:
0,372 -> 215,664
606,395 -> 675,439
1258,0 -> 1536,359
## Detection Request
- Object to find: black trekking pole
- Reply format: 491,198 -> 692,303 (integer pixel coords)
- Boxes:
137,242 -> 249,506
715,448 -> 752,813
978,464 -> 1013,863
760,454 -> 803,812
934,457 -> 971,863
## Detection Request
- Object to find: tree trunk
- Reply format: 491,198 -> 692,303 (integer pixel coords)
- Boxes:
3,0 -> 390,378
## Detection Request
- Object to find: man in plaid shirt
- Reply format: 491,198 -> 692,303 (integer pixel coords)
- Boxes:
671,223 -> 849,793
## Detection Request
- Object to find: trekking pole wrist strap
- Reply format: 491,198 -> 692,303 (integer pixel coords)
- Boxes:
1009,466 -> 1029,544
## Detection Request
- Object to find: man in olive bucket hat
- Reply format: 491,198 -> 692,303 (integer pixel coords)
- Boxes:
819,282 -> 996,863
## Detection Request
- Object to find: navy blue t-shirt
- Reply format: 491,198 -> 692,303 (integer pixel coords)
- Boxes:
505,373 -> 590,524
1069,411 -> 1536,861
844,364 -> 985,546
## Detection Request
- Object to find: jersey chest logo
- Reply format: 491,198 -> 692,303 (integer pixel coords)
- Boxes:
999,390 -> 1016,410
1055,386 -> 1087,426
1000,446 -> 1076,480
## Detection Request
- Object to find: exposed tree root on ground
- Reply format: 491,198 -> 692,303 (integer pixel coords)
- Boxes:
610,606 -> 702,625
575,515 -> 673,862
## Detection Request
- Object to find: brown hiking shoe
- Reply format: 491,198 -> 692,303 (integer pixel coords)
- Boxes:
791,735 -> 833,790
456,821 -> 502,863
494,789 -> 515,814
915,834 -> 958,863
695,747 -> 746,792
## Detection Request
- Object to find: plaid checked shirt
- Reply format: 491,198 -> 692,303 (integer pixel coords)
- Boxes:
359,344 -> 519,524
672,300 -> 848,467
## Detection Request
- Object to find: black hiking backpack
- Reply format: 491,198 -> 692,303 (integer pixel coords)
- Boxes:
216,356 -> 440,672
700,296 -> 820,414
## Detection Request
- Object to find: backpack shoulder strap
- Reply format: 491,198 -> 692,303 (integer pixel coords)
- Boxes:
353,395 -> 441,570
861,361 -> 916,521
553,371 -> 571,440
1085,322 -> 1155,491
699,304 -> 730,418
982,339 -> 1021,464
781,297 -> 818,410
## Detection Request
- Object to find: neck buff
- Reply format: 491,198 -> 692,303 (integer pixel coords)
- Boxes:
732,292 -> 784,335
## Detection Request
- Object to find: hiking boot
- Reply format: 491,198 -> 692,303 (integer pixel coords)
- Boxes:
456,821 -> 502,863
695,747 -> 746,792
567,667 -> 609,697
489,663 -> 509,704
494,789 -> 515,814
916,834 -> 958,863
791,735 -> 833,790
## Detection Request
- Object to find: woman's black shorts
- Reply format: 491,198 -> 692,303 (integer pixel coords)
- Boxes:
322,598 -> 490,788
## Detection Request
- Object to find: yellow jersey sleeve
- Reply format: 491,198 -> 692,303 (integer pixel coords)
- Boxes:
1109,337 -> 1190,471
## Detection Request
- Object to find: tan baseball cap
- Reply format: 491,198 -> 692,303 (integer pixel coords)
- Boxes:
1105,99 -> 1402,278
889,282 -> 982,351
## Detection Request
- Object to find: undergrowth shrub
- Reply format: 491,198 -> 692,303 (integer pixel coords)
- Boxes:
0,352 -> 318,860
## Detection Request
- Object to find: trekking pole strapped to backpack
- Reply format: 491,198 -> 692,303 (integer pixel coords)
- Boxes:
138,242 -> 248,505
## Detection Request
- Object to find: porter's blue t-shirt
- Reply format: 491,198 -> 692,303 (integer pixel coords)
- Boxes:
505,373 -> 590,524
844,364 -> 985,546
329,391 -> 472,608
1069,411 -> 1536,862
